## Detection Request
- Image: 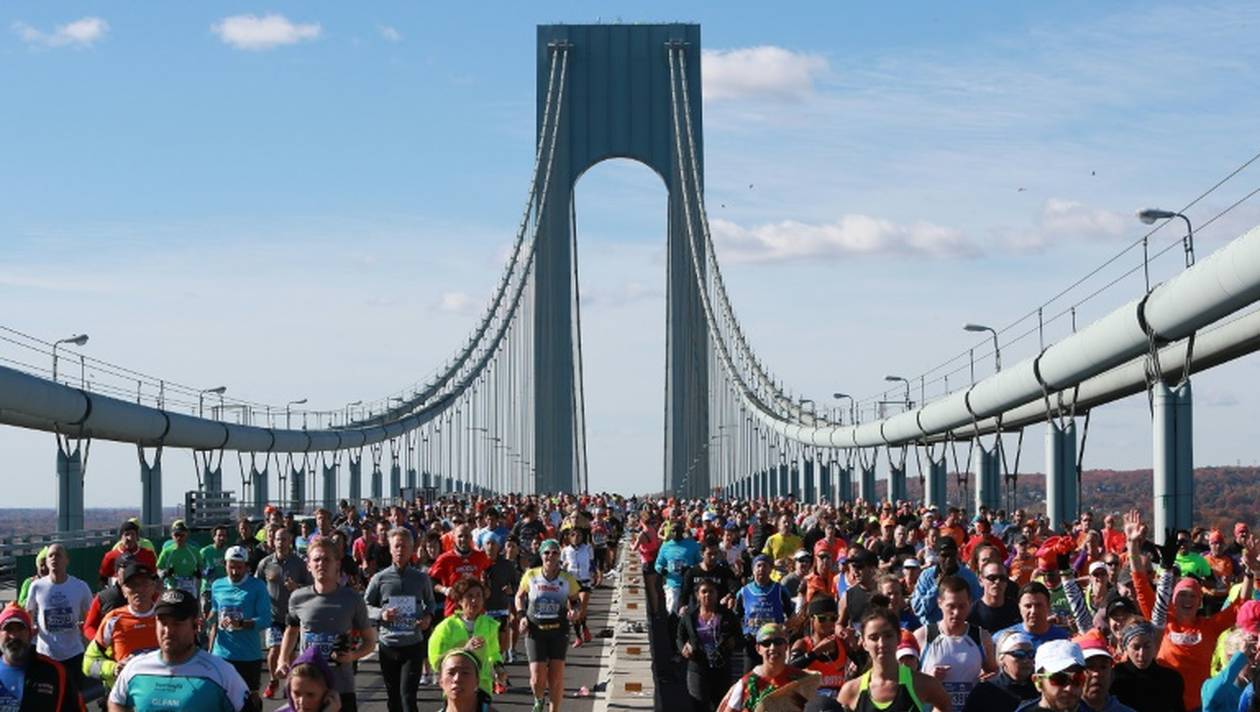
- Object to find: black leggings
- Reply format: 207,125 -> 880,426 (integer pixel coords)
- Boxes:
377,642 -> 425,712
227,659 -> 262,692
686,663 -> 731,712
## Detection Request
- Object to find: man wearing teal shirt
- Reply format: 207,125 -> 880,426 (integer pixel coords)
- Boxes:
108,588 -> 250,712
208,546 -> 271,693
200,525 -> 230,614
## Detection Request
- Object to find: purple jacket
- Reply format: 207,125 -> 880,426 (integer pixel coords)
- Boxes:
277,645 -> 337,712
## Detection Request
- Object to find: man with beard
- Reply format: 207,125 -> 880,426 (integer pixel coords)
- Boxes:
107,589 -> 251,712
98,522 -> 157,589
962,632 -> 1039,712
912,537 -> 981,625
0,604 -> 82,712
429,524 -> 492,618
208,546 -> 271,694
1014,639 -> 1087,712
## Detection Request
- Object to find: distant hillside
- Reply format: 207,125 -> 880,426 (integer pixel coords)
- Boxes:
0,507 -> 183,537
877,466 -> 1260,530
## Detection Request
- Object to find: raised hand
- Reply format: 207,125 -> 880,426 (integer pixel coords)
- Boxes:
1123,510 -> 1143,543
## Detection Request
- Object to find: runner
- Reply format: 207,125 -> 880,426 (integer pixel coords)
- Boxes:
429,524 -> 492,618
715,622 -> 817,712
107,588 -> 251,712
428,578 -> 504,696
786,596 -> 847,705
515,539 -> 581,712
85,560 -> 161,690
435,649 -> 496,712
677,579 -> 739,712
0,603 -> 83,712
256,527 -> 311,700
837,608 -> 951,712
732,555 -> 793,674
482,537 -> 520,664
156,521 -> 203,597
99,521 -> 157,589
365,527 -> 436,712
275,645 -> 339,712
560,527 -> 598,647
208,545 -> 271,693
914,576 -> 996,711
279,538 -> 377,712
24,543 -> 93,692
1015,639 -> 1087,712
200,525 -> 231,617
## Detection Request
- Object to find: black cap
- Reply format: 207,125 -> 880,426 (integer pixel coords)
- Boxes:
847,549 -> 877,568
934,536 -> 959,554
807,596 -> 839,617
1105,594 -> 1139,618
121,561 -> 156,583
154,589 -> 199,620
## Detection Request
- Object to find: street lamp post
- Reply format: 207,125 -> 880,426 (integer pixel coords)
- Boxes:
51,334 -> 89,383
198,386 -> 227,418
344,400 -> 362,426
832,392 -> 852,425
963,323 -> 1002,372
1138,208 -> 1195,268
884,375 -> 911,410
286,398 -> 307,429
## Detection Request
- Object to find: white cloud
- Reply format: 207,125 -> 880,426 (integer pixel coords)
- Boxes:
1005,199 -> 1130,251
12,16 -> 108,48
709,215 -> 975,263
211,14 -> 320,51
702,46 -> 828,102
379,25 -> 401,42
436,291 -> 475,315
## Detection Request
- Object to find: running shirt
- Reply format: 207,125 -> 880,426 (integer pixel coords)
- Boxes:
853,665 -> 924,712
562,544 -> 594,583
199,545 -> 228,595
25,575 -> 93,660
286,584 -> 370,694
256,552 -> 312,625
109,648 -> 248,712
0,658 -> 22,712
428,548 -> 491,617
720,667 -> 812,711
800,636 -> 846,696
591,522 -> 609,548
736,581 -> 788,636
95,606 -> 159,663
918,624 -> 985,711
156,545 -> 202,595
209,574 -> 271,662
517,567 -> 579,627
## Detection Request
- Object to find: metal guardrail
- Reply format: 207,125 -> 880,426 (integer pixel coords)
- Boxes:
0,528 -> 122,583
184,490 -> 237,528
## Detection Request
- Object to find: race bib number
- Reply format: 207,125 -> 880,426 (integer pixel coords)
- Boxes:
386,595 -> 417,632
943,682 -> 973,711
44,605 -> 76,632
303,631 -> 340,661
219,605 -> 244,628
174,576 -> 197,595
534,599 -> 562,619
1168,629 -> 1202,647
669,559 -> 686,574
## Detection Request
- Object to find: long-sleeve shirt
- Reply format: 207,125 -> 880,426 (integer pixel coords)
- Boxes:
655,539 -> 701,591
1201,650 -> 1248,712
364,564 -> 437,648
426,614 -> 501,694
1159,596 -> 1245,712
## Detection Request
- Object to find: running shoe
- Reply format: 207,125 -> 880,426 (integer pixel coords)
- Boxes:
532,698 -> 546,712
582,627 -> 592,643
419,672 -> 431,686
262,680 -> 276,700
572,636 -> 583,648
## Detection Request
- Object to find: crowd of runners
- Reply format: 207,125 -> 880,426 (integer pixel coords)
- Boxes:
6,492 -> 1260,712
10,495 -> 628,712
629,497 -> 1260,712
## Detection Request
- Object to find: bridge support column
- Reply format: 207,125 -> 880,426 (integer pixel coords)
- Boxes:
1045,420 -> 1078,531
972,446 -> 1000,514
251,464 -> 269,518
924,456 -> 947,512
758,469 -> 768,500
203,463 -> 222,495
138,446 -> 163,530
888,466 -> 907,504
348,456 -> 362,503
818,462 -> 830,504
389,463 -> 401,501
55,439 -> 86,533
858,465 -> 876,503
322,461 -> 337,511
370,466 -> 383,501
1154,381 -> 1194,535
289,463 -> 306,514
406,467 -> 417,492
835,463 -> 852,504
779,463 -> 790,500
802,459 -> 814,503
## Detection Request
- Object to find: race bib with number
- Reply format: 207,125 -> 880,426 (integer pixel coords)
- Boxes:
303,631 -> 340,661
174,577 -> 197,595
386,595 -> 417,632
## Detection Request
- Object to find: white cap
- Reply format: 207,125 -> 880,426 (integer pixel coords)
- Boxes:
225,546 -> 250,563
901,558 -> 921,569
1088,560 -> 1108,575
1034,639 -> 1085,674
997,631 -> 1034,655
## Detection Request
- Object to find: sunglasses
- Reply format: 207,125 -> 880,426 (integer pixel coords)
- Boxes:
1003,649 -> 1034,660
1042,670 -> 1085,687
984,574 -> 1006,582
758,638 -> 788,648
813,614 -> 837,623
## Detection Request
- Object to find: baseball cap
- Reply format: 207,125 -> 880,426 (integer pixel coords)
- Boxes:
1034,640 -> 1085,674
121,561 -> 157,584
792,549 -> 813,562
997,631 -> 1034,655
934,537 -> 958,554
154,589 -> 199,620
1088,561 -> 1108,576
0,604 -> 32,630
755,623 -> 787,644
813,540 -> 834,557
171,519 -> 188,533
723,521 -> 741,531
539,539 -> 561,554
847,549 -> 876,568
1074,632 -> 1111,660
1104,595 -> 1139,619
1173,577 -> 1202,598
806,596 -> 838,617
225,546 -> 250,563
752,553 -> 773,566
896,629 -> 920,660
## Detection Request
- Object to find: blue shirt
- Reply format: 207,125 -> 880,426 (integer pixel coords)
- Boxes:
0,658 -> 24,712
995,621 -> 1071,647
911,564 -> 982,624
209,574 -> 272,662
655,539 -> 701,591
109,649 -> 248,712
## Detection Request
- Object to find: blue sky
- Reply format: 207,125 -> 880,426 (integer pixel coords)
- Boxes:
3,2 -> 1259,507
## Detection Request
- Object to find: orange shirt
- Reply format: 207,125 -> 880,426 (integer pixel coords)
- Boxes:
1102,529 -> 1126,556
800,635 -> 846,691
1157,597 -> 1242,712
1008,554 -> 1038,586
95,606 -> 158,662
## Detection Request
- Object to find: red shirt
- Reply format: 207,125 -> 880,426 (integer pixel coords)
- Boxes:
429,548 -> 491,616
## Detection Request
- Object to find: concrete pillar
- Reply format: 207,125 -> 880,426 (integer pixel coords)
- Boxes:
818,463 -> 831,504
406,467 -> 417,491
1154,381 -> 1194,536
779,463 -> 790,499
759,468 -> 769,500
972,445 -> 1000,514
389,463 -> 401,500
924,456 -> 947,512
836,464 -> 853,504
203,463 -> 222,494
321,462 -> 337,511
803,460 -> 815,503
289,465 -> 305,514
859,465 -> 877,503
139,447 -> 163,530
889,466 -> 907,504
56,441 -> 86,533
251,465 -> 269,518
1045,420 -> 1078,531
348,458 -> 362,502
370,466 -> 383,501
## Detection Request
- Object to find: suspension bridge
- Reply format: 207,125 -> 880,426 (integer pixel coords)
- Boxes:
4,20 -> 1260,712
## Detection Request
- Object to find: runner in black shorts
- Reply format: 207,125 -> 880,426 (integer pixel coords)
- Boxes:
516,539 -> 581,712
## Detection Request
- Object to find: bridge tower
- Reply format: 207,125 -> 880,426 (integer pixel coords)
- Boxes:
533,24 -> 710,498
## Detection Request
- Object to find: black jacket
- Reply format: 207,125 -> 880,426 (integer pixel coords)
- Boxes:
676,606 -> 739,671
1111,659 -> 1186,712
961,671 -> 1037,712
17,651 -> 83,712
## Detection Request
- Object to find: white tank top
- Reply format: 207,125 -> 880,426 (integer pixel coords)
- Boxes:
918,624 -> 984,712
